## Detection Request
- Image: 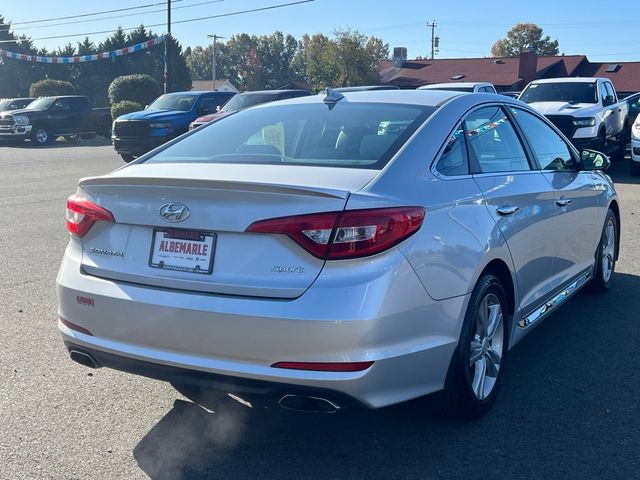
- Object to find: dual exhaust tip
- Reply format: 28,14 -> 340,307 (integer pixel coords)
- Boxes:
68,350 -> 341,413
278,394 -> 340,414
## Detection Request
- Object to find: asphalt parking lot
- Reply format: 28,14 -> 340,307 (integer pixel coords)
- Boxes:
1,139 -> 639,480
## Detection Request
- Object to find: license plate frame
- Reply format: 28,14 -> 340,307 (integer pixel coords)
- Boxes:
148,227 -> 216,275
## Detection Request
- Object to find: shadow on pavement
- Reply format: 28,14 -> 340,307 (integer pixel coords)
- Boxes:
607,153 -> 640,185
132,271 -> 640,480
0,137 -> 111,149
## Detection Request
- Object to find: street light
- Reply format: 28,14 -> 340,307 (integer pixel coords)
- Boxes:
207,34 -> 225,90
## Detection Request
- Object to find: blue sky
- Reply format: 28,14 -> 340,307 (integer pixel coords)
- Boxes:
1,0 -> 639,61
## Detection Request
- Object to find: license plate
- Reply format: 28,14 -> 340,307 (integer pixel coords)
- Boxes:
149,228 -> 216,274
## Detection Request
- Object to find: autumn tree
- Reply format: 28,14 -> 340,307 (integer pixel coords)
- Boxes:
491,23 -> 559,57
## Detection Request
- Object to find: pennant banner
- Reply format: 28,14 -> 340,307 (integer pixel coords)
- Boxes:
0,35 -> 166,64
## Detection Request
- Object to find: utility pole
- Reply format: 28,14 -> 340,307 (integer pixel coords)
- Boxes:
164,0 -> 172,94
207,34 -> 225,90
426,20 -> 437,59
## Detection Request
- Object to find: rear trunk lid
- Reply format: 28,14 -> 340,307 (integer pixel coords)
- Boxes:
77,163 -> 377,298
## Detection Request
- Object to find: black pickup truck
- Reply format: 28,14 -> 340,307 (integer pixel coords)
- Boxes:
0,96 -> 111,145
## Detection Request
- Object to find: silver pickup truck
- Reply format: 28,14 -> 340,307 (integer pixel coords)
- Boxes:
519,77 -> 629,160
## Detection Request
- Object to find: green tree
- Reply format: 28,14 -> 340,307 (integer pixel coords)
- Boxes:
108,74 -> 161,105
29,79 -> 76,97
491,23 -> 560,57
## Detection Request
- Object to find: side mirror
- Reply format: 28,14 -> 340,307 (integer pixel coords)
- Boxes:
216,105 -> 221,112
53,104 -> 64,112
603,95 -> 615,107
581,149 -> 610,171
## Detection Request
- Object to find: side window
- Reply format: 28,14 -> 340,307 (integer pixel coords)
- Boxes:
435,125 -> 468,176
199,97 -> 217,114
604,82 -> 616,102
68,97 -> 88,111
599,82 -> 609,104
510,108 -> 577,171
464,106 -> 530,173
54,98 -> 71,111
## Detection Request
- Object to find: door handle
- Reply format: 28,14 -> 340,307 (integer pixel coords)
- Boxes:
556,199 -> 572,207
497,206 -> 519,216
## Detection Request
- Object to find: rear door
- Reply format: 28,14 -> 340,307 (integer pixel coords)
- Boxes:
466,105 -> 559,310
510,106 -> 603,289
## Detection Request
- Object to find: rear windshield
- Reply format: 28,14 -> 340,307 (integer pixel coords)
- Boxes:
148,94 -> 196,111
519,82 -> 598,104
221,93 -> 277,112
145,102 -> 434,170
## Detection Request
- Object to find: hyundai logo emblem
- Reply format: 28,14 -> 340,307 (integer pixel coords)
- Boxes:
159,203 -> 190,223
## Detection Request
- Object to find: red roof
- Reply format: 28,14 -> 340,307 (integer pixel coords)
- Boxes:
380,55 -> 589,90
574,61 -> 640,94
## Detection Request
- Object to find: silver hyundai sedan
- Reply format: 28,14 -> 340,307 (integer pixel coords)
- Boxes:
58,89 -> 619,419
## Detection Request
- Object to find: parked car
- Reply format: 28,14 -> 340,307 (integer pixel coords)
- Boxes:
334,85 -> 400,92
519,77 -> 629,160
500,91 -> 521,99
0,98 -> 35,112
418,82 -> 497,93
112,90 -> 235,162
621,92 -> 640,133
189,89 -> 312,130
631,115 -> 640,175
58,90 -> 619,420
0,96 -> 111,145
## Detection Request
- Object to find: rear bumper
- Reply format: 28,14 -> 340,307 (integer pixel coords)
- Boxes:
112,136 -> 172,156
56,247 -> 466,408
63,340 -> 363,409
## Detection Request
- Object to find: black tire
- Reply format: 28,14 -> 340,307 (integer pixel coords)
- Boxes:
431,274 -> 508,420
630,161 -> 640,176
120,154 -> 135,163
31,126 -> 52,146
595,128 -> 606,153
587,209 -> 617,294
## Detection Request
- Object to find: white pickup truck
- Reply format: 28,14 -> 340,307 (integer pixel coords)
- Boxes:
518,77 -> 629,160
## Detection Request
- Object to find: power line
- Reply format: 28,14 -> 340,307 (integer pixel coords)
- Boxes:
5,0 -> 224,32
0,0 -> 315,44
0,0 -> 190,27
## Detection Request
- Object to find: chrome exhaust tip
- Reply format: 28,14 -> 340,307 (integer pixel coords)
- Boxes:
278,394 -> 340,414
69,350 -> 100,369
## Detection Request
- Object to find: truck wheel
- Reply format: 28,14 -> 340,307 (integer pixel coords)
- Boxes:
31,127 -> 52,146
595,129 -> 606,153
120,154 -> 135,163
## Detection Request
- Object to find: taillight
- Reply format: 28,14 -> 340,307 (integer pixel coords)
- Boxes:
271,361 -> 374,372
247,207 -> 425,260
66,194 -> 115,237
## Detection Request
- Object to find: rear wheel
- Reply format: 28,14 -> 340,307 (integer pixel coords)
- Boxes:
588,209 -> 617,293
432,274 -> 508,420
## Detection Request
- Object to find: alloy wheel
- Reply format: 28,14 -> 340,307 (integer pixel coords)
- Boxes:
469,293 -> 504,400
602,217 -> 616,283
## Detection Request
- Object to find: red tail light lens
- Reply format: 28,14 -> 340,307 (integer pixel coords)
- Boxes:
271,361 -> 374,372
247,207 -> 425,260
66,194 -> 115,237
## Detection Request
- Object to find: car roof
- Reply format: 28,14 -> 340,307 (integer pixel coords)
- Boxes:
419,82 -> 493,89
531,77 -> 602,84
334,85 -> 400,92
249,89 -> 468,108
237,89 -> 311,95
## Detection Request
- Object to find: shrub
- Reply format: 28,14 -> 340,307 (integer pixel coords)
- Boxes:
29,79 -> 76,97
111,100 -> 144,120
108,74 -> 161,106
